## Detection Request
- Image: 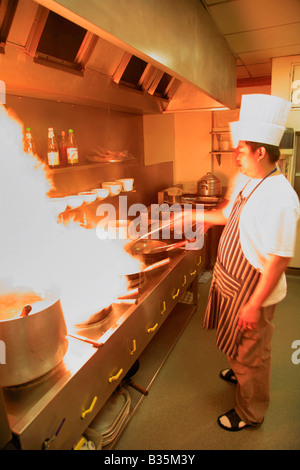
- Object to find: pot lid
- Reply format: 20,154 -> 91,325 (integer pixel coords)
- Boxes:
199,172 -> 221,183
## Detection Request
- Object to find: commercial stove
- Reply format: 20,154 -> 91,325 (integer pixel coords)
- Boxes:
158,189 -> 223,211
1,244 -> 206,450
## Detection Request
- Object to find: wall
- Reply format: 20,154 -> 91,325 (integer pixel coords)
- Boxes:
4,94 -> 173,204
173,112 -> 211,192
143,114 -> 175,166
5,82 -> 278,206
271,55 -> 300,269
143,83 -> 272,196
272,55 -> 300,130
5,94 -> 144,166
236,84 -> 271,107
143,111 -> 212,192
142,109 -> 219,194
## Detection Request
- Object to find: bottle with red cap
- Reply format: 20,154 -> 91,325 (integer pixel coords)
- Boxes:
59,131 -> 68,167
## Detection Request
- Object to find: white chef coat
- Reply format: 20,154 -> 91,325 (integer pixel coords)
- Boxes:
223,172 -> 300,306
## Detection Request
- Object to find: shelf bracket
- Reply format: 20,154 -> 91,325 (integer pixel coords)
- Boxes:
215,153 -> 222,166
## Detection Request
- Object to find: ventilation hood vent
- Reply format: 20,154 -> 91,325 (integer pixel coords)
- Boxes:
1,0 -> 236,113
25,6 -> 98,76
112,52 -> 181,101
0,0 -> 18,54
27,5 -> 181,106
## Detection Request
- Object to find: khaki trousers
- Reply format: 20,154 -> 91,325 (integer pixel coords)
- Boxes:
228,304 -> 277,425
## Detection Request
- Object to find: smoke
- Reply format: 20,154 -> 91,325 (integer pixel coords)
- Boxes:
0,105 -> 140,325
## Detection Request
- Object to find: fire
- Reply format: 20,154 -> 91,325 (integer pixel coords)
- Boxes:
0,105 -> 141,326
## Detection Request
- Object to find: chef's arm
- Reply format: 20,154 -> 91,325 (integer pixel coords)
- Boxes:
188,199 -> 229,228
204,197 -> 230,227
238,254 -> 291,329
249,254 -> 291,308
203,207 -> 228,227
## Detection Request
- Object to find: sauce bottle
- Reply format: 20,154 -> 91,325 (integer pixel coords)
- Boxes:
24,127 -> 34,156
47,127 -> 60,168
59,131 -> 68,167
67,129 -> 79,165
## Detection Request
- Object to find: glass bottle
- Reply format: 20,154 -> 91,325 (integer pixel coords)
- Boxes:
24,127 -> 34,156
59,130 -> 68,167
67,129 -> 79,166
47,127 -> 60,168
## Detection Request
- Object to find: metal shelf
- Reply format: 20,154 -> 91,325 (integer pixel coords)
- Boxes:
210,129 -> 231,134
45,159 -> 136,175
210,150 -> 234,154
210,117 -> 233,167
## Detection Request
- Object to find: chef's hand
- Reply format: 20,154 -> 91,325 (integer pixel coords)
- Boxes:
238,302 -> 261,330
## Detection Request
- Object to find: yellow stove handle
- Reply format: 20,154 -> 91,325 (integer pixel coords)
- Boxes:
147,323 -> 158,333
160,301 -> 167,315
109,368 -> 123,383
81,396 -> 98,419
130,339 -> 137,356
172,288 -> 180,299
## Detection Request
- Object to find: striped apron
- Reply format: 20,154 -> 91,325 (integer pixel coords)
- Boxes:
203,170 -> 276,358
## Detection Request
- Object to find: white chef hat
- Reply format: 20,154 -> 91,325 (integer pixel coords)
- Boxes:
230,94 -> 291,148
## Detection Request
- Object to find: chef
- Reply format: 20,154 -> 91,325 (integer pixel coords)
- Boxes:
202,94 -> 300,431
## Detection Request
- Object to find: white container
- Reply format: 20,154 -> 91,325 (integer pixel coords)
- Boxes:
79,191 -> 97,203
67,194 -> 84,208
48,197 -> 68,215
102,182 -> 122,196
91,188 -> 109,199
116,178 -> 134,192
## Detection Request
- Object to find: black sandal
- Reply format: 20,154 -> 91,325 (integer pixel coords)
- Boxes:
219,368 -> 237,384
217,409 -> 250,432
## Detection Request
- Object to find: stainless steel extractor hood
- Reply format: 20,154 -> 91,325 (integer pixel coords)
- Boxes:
0,0 -> 236,113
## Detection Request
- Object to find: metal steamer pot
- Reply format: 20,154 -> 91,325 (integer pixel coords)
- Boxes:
0,295 -> 68,387
197,172 -> 221,196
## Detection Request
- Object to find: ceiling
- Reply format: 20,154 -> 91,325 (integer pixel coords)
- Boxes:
202,0 -> 300,84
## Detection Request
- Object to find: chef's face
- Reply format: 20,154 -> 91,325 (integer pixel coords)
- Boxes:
235,141 -> 260,177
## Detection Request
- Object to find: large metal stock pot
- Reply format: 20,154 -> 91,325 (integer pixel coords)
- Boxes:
0,295 -> 68,387
197,172 -> 221,196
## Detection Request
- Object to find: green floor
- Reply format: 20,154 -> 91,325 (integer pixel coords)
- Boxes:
116,274 -> 300,450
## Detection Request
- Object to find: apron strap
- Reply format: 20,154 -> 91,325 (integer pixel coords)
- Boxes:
240,167 -> 277,201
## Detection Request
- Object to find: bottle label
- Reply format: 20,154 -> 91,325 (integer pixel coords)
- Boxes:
67,147 -> 79,165
48,151 -> 60,167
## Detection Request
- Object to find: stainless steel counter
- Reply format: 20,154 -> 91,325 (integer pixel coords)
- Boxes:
2,246 -> 206,450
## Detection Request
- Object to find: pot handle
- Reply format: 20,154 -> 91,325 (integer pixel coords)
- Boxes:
20,305 -> 32,317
